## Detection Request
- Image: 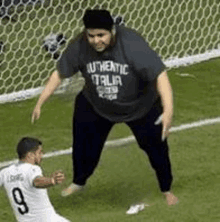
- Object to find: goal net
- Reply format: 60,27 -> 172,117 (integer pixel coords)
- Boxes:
0,0 -> 219,103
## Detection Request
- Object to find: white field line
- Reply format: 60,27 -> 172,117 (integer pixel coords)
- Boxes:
0,117 -> 220,168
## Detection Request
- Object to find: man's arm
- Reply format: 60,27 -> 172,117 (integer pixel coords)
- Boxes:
33,176 -> 56,188
31,70 -> 62,123
156,71 -> 173,140
33,170 -> 65,188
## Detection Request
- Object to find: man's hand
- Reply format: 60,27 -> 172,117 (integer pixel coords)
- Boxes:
31,70 -> 62,124
31,105 -> 41,124
154,112 -> 173,141
161,112 -> 172,141
51,170 -> 65,185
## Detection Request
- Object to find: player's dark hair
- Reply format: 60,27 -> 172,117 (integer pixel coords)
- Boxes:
83,9 -> 113,31
17,137 -> 42,159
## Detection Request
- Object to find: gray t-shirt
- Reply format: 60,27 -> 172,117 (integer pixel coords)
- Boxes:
57,26 -> 166,122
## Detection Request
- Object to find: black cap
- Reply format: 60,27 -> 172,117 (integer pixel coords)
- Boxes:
83,9 -> 113,31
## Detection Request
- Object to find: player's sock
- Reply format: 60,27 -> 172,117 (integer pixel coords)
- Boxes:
61,183 -> 84,197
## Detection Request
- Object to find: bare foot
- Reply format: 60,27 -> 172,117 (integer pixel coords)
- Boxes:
61,183 -> 84,197
163,192 -> 179,205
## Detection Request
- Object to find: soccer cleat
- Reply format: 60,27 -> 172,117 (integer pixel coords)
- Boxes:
61,183 -> 84,197
126,203 -> 149,215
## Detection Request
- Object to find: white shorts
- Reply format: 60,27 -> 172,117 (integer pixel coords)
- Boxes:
19,213 -> 71,222
51,213 -> 71,222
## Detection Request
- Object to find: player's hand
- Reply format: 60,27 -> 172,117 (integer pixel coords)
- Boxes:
51,170 -> 65,185
161,112 -> 172,141
155,112 -> 172,141
31,105 -> 41,124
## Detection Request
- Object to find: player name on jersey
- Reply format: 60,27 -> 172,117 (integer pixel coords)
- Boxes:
7,174 -> 24,183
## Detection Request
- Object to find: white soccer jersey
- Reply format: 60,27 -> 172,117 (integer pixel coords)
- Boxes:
0,162 -> 70,222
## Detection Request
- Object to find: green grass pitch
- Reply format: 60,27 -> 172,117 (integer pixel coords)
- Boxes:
0,58 -> 220,221
0,1 -> 220,221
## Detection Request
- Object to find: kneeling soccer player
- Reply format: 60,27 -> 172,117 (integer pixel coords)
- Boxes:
0,137 -> 71,222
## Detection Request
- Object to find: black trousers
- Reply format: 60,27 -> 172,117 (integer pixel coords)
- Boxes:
72,92 -> 173,192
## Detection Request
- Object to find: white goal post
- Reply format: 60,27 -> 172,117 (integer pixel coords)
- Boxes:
0,0 -> 219,103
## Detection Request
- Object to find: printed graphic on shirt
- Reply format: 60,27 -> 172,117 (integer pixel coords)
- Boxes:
7,173 -> 24,183
86,60 -> 129,101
